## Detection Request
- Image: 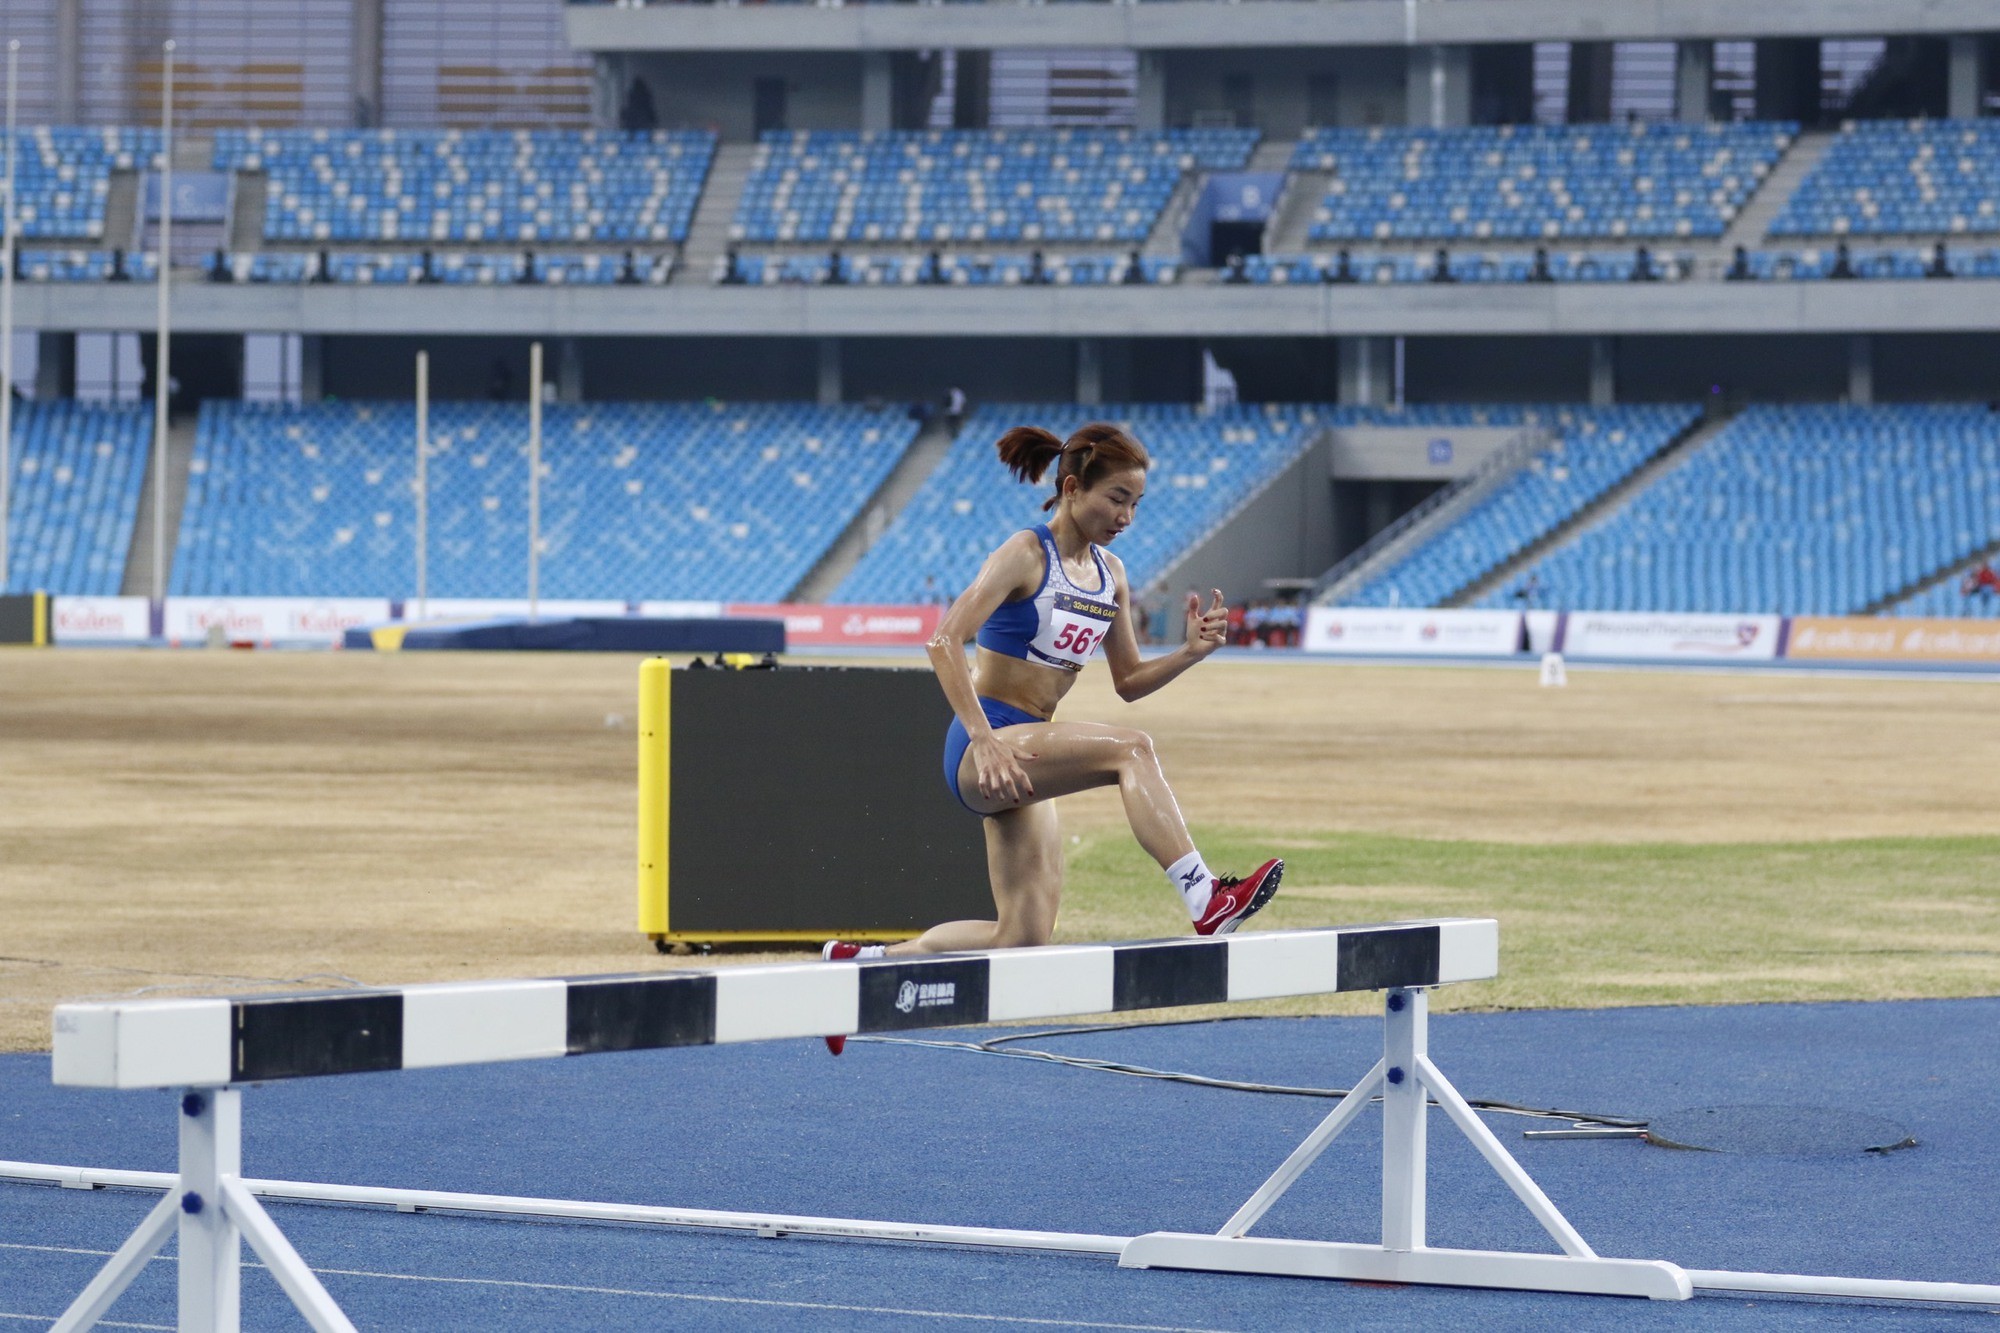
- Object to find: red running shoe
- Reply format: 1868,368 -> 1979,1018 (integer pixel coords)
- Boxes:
1192,859 -> 1284,937
819,940 -> 879,1054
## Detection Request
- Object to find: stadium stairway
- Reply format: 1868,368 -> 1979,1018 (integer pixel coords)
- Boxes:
101,170 -> 139,252
789,409 -> 960,602
1313,424 -> 1559,605
1716,129 -> 1838,254
675,140 -> 757,287
1264,167 -> 1331,256
1866,534 -> 2000,615
229,174 -> 267,254
1142,171 -> 1205,261
120,413 -> 196,597
1449,407 -> 1732,607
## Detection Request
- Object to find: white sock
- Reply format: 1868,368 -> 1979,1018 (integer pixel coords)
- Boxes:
1165,851 -> 1216,918
857,944 -> 886,960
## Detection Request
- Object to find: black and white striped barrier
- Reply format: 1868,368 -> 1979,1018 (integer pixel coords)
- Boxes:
20,918 -> 2000,1331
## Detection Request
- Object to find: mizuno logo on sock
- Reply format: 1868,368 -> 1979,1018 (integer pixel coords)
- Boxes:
1180,868 -> 1205,889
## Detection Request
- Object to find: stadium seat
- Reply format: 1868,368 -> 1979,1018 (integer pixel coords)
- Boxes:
1773,119 -> 2000,239
212,129 -> 716,245
0,402 -> 151,595
1336,406 -> 1701,608
1475,404 -> 2000,614
170,400 -> 918,601
1294,121 -> 1794,244
732,129 -> 1257,245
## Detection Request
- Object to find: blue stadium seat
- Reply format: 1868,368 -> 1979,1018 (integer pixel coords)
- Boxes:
212,129 -> 716,245
1294,121 -> 1794,244
0,127 -> 159,241
1336,406 -> 1700,608
1475,404 -> 2000,614
0,402 -> 151,595
170,400 -> 918,601
1773,120 -> 2000,239
732,129 -> 1257,245
838,402 -> 1337,603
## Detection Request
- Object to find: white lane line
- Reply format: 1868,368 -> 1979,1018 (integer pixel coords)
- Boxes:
0,1242 -> 1237,1332
312,1269 -> 1239,1331
0,1315 -> 172,1330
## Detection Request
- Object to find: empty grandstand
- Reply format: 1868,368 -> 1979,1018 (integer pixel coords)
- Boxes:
732,128 -> 1257,245
1331,406 -> 1702,609
841,402 -> 1328,605
213,128 -> 716,244
171,400 -> 917,601
0,403 -> 151,597
1295,121 -> 1793,243
1470,404 -> 2000,615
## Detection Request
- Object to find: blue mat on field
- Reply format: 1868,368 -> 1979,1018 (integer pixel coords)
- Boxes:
4,998 -> 1999,1330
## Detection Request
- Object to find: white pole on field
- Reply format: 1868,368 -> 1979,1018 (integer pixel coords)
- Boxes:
150,39 -> 174,605
414,350 -> 428,622
528,340 -> 541,620
0,40 -> 17,594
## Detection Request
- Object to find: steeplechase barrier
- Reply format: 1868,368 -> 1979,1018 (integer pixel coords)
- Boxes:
13,918 -> 2000,1331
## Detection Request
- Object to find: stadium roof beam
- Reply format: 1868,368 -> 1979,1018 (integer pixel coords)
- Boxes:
566,0 -> 2000,56
15,280 -> 2000,339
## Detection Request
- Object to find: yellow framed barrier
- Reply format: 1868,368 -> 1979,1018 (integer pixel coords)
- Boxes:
0,591 -> 49,646
636,658 -> 991,950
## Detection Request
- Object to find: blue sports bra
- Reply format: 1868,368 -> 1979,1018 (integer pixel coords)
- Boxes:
976,524 -> 1118,673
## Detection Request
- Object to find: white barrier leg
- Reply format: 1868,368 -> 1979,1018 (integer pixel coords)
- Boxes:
1121,989 -> 1693,1300
178,1089 -> 242,1333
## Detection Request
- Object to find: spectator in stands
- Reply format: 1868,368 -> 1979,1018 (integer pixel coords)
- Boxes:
1726,245 -> 1751,281
109,248 -> 129,282
619,79 -> 658,133
945,385 -> 967,428
1027,249 -> 1047,285
825,249 -> 847,285
923,247 -> 944,286
719,247 -> 743,285
1329,248 -> 1356,284
418,249 -> 437,284
1962,560 -> 2000,601
1831,242 -> 1854,280
1226,599 -> 1248,645
1512,570 -> 1543,608
1531,246 -> 1553,284
207,248 -> 232,283
921,573 -> 945,606
1928,242 -> 1954,280
619,250 -> 640,285
1430,248 -> 1455,283
1631,245 -> 1656,282
1222,252 -> 1249,284
311,248 -> 331,284
517,249 -> 538,285
1122,249 -> 1146,285
487,358 -> 514,402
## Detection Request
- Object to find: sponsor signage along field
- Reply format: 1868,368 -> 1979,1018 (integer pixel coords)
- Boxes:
411,598 -> 630,622
50,596 -> 150,642
725,603 -> 942,647
1303,607 -> 1523,657
165,598 -> 393,645
1786,616 -> 2000,663
1561,612 -> 1781,661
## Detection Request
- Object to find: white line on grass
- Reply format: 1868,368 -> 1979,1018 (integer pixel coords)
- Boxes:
0,1241 -> 1236,1332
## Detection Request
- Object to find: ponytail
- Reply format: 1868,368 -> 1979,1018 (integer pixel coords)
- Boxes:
995,421 -> 1150,512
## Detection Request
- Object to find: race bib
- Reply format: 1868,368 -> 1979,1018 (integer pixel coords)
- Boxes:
1030,591 -> 1116,671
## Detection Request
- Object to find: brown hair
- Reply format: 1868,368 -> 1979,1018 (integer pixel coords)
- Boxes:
995,421 -> 1150,513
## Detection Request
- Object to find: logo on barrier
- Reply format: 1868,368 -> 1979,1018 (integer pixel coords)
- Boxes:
894,980 -> 957,1014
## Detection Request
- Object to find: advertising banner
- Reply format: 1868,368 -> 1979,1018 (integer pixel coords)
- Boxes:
1786,616 -> 2000,664
50,596 -> 150,642
1561,612 -> 1781,661
411,598 -> 630,622
727,603 -> 942,648
165,598 -> 392,645
1303,608 -> 1523,656
637,600 -> 727,619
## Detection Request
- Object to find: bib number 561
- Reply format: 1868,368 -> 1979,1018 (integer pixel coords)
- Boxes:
1051,623 -> 1098,655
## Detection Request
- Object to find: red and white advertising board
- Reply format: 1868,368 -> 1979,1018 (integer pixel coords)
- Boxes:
1561,612 -> 1781,661
1303,607 -> 1523,657
164,598 -> 393,645
50,596 -> 150,642
726,603 -> 942,648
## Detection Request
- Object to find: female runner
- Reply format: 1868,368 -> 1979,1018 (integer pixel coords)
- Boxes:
824,421 -> 1282,980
